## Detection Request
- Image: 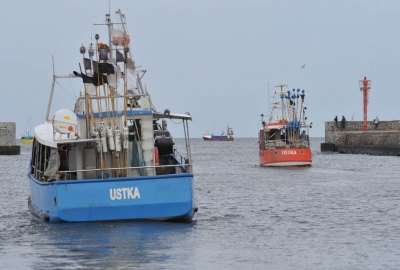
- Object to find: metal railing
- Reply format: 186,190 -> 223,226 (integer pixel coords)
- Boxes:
264,139 -> 309,150
31,162 -> 192,181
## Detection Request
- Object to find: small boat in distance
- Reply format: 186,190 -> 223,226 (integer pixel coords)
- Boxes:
20,134 -> 34,144
203,125 -> 234,141
20,118 -> 33,144
27,10 -> 197,223
258,84 -> 312,166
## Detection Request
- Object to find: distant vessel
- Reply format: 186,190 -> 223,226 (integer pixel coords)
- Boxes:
20,118 -> 33,144
20,133 -> 33,144
203,125 -> 234,141
27,10 -> 197,223
258,84 -> 312,166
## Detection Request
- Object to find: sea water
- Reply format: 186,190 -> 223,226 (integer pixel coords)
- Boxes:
1,138 -> 400,269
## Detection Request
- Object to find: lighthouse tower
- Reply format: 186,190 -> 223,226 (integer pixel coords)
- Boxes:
359,77 -> 371,132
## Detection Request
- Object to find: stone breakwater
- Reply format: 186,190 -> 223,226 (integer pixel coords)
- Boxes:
321,121 -> 400,156
0,122 -> 20,155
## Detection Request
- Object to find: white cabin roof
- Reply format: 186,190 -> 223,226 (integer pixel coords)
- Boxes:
153,112 -> 192,120
34,122 -> 55,147
34,121 -> 97,148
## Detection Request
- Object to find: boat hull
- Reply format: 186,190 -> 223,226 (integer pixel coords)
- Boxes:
21,137 -> 34,144
28,173 -> 196,223
259,148 -> 312,166
202,136 -> 234,141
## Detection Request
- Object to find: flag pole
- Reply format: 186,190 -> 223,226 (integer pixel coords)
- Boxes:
80,45 -> 92,144
123,43 -> 129,177
96,39 -> 110,172
90,37 -> 107,176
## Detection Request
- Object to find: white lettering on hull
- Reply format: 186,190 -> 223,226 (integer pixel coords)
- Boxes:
282,150 -> 297,155
109,187 -> 141,200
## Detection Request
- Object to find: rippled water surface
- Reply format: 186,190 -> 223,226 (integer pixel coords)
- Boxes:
1,138 -> 400,269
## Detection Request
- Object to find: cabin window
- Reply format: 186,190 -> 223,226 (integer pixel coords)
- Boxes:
31,140 -> 52,181
268,129 -> 280,140
31,140 -> 75,182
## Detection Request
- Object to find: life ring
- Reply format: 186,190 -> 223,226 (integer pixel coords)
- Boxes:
154,147 -> 159,166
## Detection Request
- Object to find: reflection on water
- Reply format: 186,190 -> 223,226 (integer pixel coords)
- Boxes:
30,221 -> 195,269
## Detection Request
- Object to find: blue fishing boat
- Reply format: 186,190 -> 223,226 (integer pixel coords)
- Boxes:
27,10 -> 197,223
202,125 -> 234,141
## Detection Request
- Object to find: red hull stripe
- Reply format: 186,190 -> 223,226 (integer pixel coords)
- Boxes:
259,148 -> 312,166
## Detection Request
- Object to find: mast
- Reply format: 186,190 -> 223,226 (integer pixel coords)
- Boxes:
275,84 -> 287,121
116,9 -> 132,60
106,14 -> 112,53
267,81 -> 270,122
45,56 -> 77,122
115,9 -> 145,96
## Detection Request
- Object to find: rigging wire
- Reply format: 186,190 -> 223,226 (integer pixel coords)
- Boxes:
67,78 -> 78,99
170,119 -> 183,124
56,80 -> 77,100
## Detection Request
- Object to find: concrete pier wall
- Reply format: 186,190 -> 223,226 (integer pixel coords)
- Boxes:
0,122 -> 20,155
322,121 -> 400,156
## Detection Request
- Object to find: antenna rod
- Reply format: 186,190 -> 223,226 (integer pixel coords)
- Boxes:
267,80 -> 270,121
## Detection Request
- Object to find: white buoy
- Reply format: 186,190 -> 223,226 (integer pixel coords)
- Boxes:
92,129 -> 101,153
122,126 -> 129,149
99,122 -> 108,152
107,126 -> 115,150
114,127 -> 121,152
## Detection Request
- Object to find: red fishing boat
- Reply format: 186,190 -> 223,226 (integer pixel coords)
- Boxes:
258,84 -> 312,166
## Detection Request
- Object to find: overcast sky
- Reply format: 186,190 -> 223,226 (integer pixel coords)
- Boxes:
1,0 -> 399,138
